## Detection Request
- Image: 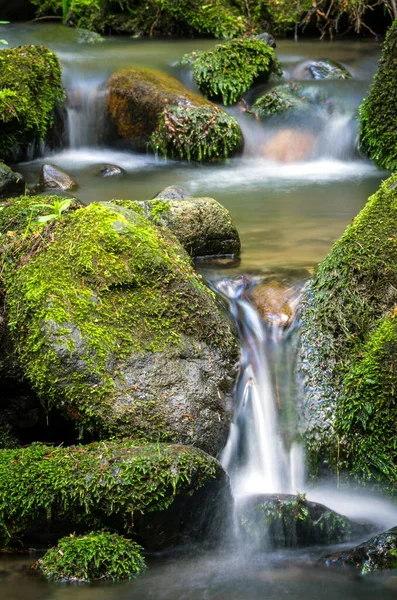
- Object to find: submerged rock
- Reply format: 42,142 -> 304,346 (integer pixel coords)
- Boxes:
153,185 -> 192,200
39,164 -> 78,191
110,197 -> 241,258
0,196 -> 238,454
179,38 -> 282,105
293,59 -> 351,80
239,494 -> 370,549
359,21 -> 397,170
324,527 -> 397,574
0,163 -> 25,198
106,67 -> 242,160
248,279 -> 300,328
0,45 -> 65,162
34,532 -> 146,582
262,130 -> 315,163
300,173 -> 397,492
0,441 -> 231,551
94,163 -> 125,177
75,28 -> 104,44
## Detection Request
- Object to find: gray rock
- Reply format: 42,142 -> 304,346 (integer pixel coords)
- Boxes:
0,162 -> 25,198
39,164 -> 78,191
255,32 -> 276,48
95,164 -> 125,177
152,185 -> 192,200
293,59 -> 351,80
75,28 -> 104,44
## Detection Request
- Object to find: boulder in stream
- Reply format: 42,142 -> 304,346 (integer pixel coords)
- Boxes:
359,20 -> 397,170
106,68 -> 243,161
94,163 -> 125,177
39,164 -> 78,191
153,185 -> 192,200
0,45 -> 65,163
300,173 -> 397,493
110,197 -> 241,258
0,163 -> 25,198
292,59 -> 351,80
0,440 -> 231,551
323,527 -> 397,574
239,494 -> 371,549
262,129 -> 316,163
248,279 -> 300,328
0,196 -> 238,455
179,38 -> 282,105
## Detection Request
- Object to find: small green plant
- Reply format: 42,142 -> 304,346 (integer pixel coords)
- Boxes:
32,198 -> 72,225
34,531 -> 147,582
0,21 -> 9,45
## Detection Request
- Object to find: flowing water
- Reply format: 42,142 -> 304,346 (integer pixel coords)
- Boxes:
1,21 -> 397,600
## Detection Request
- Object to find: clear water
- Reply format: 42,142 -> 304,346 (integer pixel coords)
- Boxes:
1,22 -> 395,599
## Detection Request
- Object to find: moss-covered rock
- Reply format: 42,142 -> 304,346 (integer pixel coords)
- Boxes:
324,527 -> 397,574
300,173 -> 397,492
0,196 -> 238,454
0,440 -> 231,550
35,531 -> 146,582
359,20 -> 397,170
180,38 -> 282,105
293,59 -> 351,81
0,45 -> 65,162
239,494 -> 368,548
106,67 -> 242,161
252,83 -> 310,119
0,163 -> 25,198
110,197 -> 241,258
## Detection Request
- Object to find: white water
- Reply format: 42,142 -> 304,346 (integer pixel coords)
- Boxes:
214,277 -> 305,498
64,75 -> 107,148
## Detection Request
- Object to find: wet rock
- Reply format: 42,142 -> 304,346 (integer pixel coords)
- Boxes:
39,164 -> 78,191
0,163 -> 25,198
293,59 -> 351,80
253,83 -> 309,119
324,527 -> 397,574
255,32 -> 276,48
75,28 -> 104,44
299,173 -> 397,491
95,163 -> 125,177
106,67 -> 242,161
110,197 -> 241,258
0,441 -> 232,551
359,21 -> 397,170
239,494 -> 372,549
248,279 -> 300,327
262,130 -> 315,163
0,197 -> 238,455
153,185 -> 192,201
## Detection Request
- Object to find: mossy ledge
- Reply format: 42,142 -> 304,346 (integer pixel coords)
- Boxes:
106,67 -> 242,160
0,440 -> 229,550
359,20 -> 397,170
34,531 -> 146,582
180,38 -> 282,105
0,196 -> 238,454
0,45 -> 65,162
300,173 -> 397,493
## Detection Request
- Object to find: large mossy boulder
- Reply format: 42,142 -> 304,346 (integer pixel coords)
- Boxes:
0,45 -> 65,162
239,494 -> 369,549
180,38 -> 282,105
35,531 -> 146,582
324,527 -> 397,574
0,195 -> 238,455
110,197 -> 241,259
359,20 -> 397,171
300,173 -> 397,492
0,441 -> 231,550
106,68 -> 242,161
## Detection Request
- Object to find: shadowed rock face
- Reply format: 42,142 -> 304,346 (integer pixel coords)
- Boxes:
39,164 -> 78,191
0,197 -> 238,455
0,163 -> 25,199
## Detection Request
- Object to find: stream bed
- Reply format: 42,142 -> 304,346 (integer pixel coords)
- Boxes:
1,22 -> 395,599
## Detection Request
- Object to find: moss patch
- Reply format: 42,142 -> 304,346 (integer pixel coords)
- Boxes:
0,440 -> 221,548
253,83 -> 309,119
35,531 -> 146,582
0,45 -> 65,162
180,38 -> 282,105
359,20 -> 397,170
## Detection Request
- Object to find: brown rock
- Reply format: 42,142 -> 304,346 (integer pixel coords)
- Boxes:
263,130 -> 315,163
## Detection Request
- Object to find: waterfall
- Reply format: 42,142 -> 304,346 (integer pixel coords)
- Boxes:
214,277 -> 305,498
64,75 -> 107,148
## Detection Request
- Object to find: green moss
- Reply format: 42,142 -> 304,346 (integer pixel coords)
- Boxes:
35,531 -> 146,582
181,38 -> 282,105
301,173 -> 397,491
150,105 -> 243,160
253,83 -> 307,119
0,440 -> 220,548
0,45 -> 65,162
0,199 -> 236,438
359,20 -> 397,170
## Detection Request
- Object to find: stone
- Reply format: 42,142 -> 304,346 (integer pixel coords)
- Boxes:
153,185 -> 192,201
0,163 -> 25,198
39,164 -> 78,191
293,59 -> 351,80
110,197 -> 241,258
262,130 -> 315,163
248,279 -> 299,327
75,28 -> 104,44
255,32 -> 276,48
95,164 -> 125,177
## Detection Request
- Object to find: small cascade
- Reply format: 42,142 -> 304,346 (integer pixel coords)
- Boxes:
214,277 -> 305,498
65,76 -> 107,148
